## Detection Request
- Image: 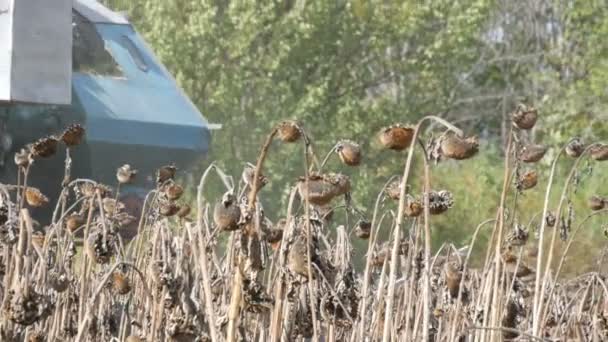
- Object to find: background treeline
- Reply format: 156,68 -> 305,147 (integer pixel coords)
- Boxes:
100,0 -> 608,273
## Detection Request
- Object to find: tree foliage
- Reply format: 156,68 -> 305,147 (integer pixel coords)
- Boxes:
101,0 -> 608,267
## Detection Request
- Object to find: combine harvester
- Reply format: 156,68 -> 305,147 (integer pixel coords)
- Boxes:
0,0 -> 215,226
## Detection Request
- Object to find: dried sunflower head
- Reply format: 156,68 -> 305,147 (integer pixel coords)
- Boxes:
213,191 -> 241,231
590,144 -> 608,161
511,103 -> 538,130
177,204 -> 191,219
4,287 -> 52,326
545,211 -> 556,227
14,148 -> 32,168
297,173 -> 351,206
116,164 -> 137,184
30,136 -> 59,159
506,224 -> 529,247
164,181 -> 184,201
266,227 -> 284,251
61,124 -> 85,147
404,196 -> 423,217
385,178 -> 406,200
156,164 -> 178,185
49,270 -> 70,293
517,169 -> 538,191
445,261 -> 463,298
440,133 -> 479,160
378,123 -> 415,151
588,195 -> 606,211
354,219 -> 371,239
519,144 -> 547,163
102,198 -> 125,215
24,187 -> 49,207
111,272 -> 131,295
427,190 -> 454,215
159,202 -> 180,217
277,120 -> 301,143
565,137 -> 585,158
26,330 -> 45,342
77,182 -> 112,198
65,213 -> 85,233
86,230 -> 116,264
336,140 -> 362,166
241,163 -> 268,189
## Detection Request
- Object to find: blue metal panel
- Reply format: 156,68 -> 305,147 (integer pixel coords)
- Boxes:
72,23 -> 209,151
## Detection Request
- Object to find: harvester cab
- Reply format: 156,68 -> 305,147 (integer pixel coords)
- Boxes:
0,0 -> 214,228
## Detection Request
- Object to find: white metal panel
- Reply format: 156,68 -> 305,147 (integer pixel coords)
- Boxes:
0,0 -> 12,100
0,0 -> 72,104
73,0 -> 129,25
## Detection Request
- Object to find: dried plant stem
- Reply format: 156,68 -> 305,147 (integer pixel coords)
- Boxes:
227,126 -> 281,342
75,262 -> 150,341
544,209 -> 608,311
357,176 -> 395,339
489,127 -> 513,342
382,115 -> 462,342
530,145 -> 567,335
448,218 -> 495,342
317,143 -> 339,173
302,138 -> 320,341
421,148 -> 432,342
194,169 -> 220,341
533,144 -> 598,334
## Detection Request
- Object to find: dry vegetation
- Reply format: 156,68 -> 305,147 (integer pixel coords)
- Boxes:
1,108 -> 608,342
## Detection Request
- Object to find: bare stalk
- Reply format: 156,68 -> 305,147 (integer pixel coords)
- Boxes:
382,115 -> 462,342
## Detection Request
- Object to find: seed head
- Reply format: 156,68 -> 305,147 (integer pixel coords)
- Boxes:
427,190 -> 454,215
86,230 -> 115,264
545,212 -> 556,227
265,227 -> 284,251
14,148 -> 32,168
445,262 -> 462,298
277,120 -> 301,143
156,164 -> 177,185
590,144 -> 608,161
49,270 -> 70,293
61,124 -> 85,147
336,140 -> 362,166
506,224 -> 529,247
213,192 -> 241,231
164,181 -> 184,201
30,136 -> 59,159
378,123 -> 415,151
354,220 -> 371,239
519,144 -> 547,163
511,103 -> 538,130
242,163 -> 269,189
404,196 -> 423,217
78,182 -> 112,198
116,164 -> 138,184
517,169 -> 538,191
112,272 -> 131,295
287,235 -> 313,279
297,173 -> 351,206
102,198 -> 125,215
159,202 -> 180,217
565,137 -> 585,158
588,195 -> 606,211
440,133 -> 479,160
25,187 -> 49,208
